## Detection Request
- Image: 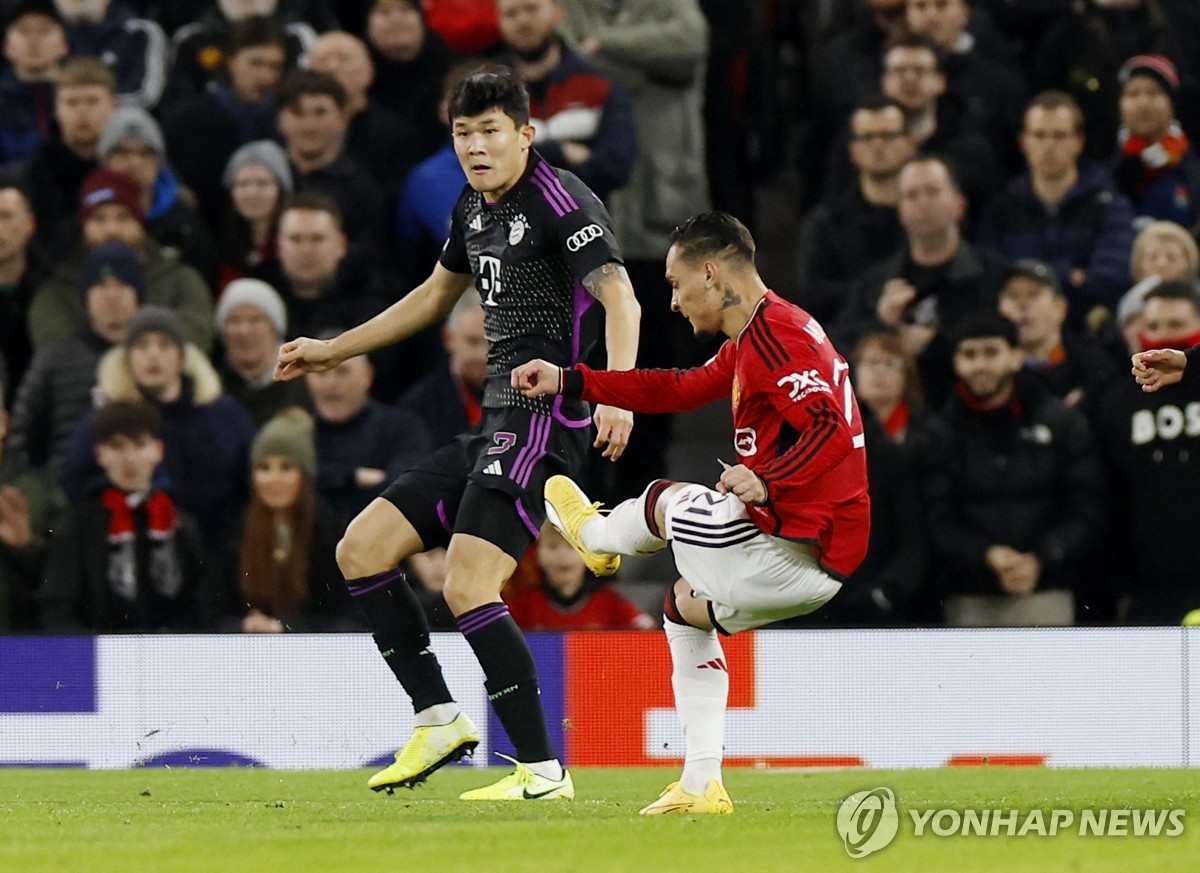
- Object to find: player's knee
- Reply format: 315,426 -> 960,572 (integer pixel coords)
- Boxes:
643,479 -> 683,540
335,532 -> 380,580
441,571 -> 493,615
663,578 -> 713,630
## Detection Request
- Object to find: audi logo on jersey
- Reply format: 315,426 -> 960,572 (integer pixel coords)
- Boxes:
566,223 -> 604,252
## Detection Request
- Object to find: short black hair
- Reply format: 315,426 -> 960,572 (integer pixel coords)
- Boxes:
279,191 -> 343,231
1144,278 -> 1200,312
668,211 -> 756,266
278,68 -> 347,113
93,401 -> 162,444
447,66 -> 530,128
882,32 -> 944,71
949,310 -> 1019,350
903,152 -> 964,195
227,14 -> 288,57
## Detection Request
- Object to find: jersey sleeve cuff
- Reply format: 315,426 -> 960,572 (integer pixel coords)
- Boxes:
561,366 -> 586,399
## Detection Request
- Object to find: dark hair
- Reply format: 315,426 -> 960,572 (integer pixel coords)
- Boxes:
882,32 -> 944,71
850,93 -> 912,134
93,401 -> 162,443
902,152 -> 964,195
278,68 -> 347,112
447,66 -> 530,127
279,191 -> 343,230
227,14 -> 288,57
668,211 -> 756,266
1144,278 -> 1200,312
1025,89 -> 1085,135
949,310 -> 1019,350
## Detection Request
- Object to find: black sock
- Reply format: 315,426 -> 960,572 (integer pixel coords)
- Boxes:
457,602 -> 555,763
347,568 -> 453,713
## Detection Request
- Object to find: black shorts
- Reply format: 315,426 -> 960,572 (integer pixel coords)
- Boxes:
381,406 -> 591,560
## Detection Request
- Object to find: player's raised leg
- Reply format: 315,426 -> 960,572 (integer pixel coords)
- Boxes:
338,498 -> 479,793
543,475 -> 673,570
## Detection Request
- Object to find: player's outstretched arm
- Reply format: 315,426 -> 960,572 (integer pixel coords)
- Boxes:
274,264 -> 474,382
1131,348 -> 1187,392
582,261 -> 641,460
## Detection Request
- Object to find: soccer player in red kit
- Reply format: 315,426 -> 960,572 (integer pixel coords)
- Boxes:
512,212 -> 870,815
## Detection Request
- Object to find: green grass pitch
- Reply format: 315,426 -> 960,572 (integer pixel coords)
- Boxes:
1,767 -> 1196,872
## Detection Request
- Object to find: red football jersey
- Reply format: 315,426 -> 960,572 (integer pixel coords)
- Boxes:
571,291 -> 870,579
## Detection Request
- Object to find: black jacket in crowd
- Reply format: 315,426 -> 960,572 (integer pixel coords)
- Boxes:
917,372 -> 1107,600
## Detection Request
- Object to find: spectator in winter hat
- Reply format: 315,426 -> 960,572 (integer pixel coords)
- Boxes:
27,167 -> 213,352
98,106 -> 215,282
214,277 -> 310,426
1114,54 -> 1200,228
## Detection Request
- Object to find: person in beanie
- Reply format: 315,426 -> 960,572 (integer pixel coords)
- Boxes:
59,305 -> 257,551
8,240 -> 144,477
98,106 -> 215,283
1113,54 -> 1200,228
217,140 -> 291,290
214,277 -> 310,427
222,407 -> 361,633
40,400 -> 205,632
27,167 -> 213,351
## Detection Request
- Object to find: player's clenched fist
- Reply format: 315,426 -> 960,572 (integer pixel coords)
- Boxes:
511,358 -> 562,396
1131,348 -> 1187,393
274,337 -> 339,382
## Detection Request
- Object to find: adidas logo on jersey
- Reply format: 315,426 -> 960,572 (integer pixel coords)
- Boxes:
482,460 -> 503,476
470,214 -> 484,231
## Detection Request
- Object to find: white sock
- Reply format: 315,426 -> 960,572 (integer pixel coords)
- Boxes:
665,619 -> 726,795
525,759 -> 564,781
413,702 -> 460,727
581,483 -> 669,555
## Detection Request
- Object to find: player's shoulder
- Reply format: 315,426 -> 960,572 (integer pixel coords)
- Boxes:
523,157 -> 608,222
755,292 -> 827,344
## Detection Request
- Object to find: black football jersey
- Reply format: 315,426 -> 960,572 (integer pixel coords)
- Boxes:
439,150 -> 623,415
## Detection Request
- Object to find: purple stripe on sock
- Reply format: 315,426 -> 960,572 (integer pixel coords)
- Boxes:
457,603 -> 510,635
535,163 -> 578,212
531,172 -> 568,217
346,567 -> 405,598
436,499 -> 453,534
515,497 -> 540,538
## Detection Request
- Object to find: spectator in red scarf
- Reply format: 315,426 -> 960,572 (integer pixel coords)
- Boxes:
851,330 -> 925,444
40,401 -> 205,631
1114,54 -> 1200,229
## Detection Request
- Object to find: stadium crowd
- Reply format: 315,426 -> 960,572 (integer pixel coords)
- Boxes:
0,0 -> 1198,634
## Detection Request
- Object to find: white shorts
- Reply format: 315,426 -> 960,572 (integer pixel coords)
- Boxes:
662,483 -> 842,634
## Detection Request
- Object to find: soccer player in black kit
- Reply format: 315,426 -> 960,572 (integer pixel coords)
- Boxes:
275,68 -> 640,800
